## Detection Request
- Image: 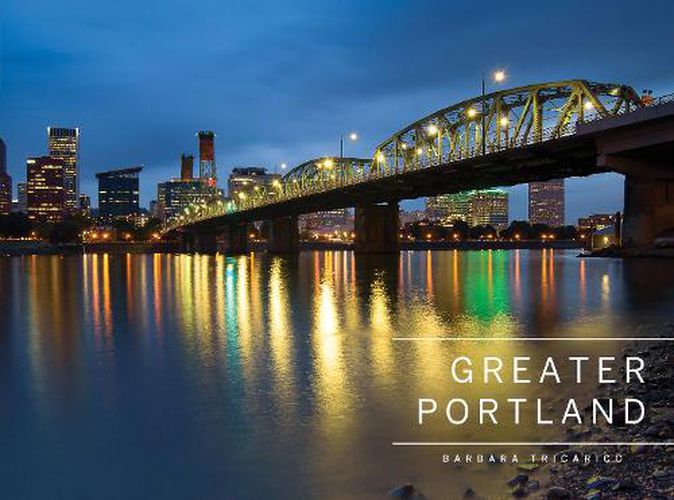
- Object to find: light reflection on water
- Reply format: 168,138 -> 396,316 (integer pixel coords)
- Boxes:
0,250 -> 673,498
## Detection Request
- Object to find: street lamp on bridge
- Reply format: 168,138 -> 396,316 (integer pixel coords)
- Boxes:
340,132 -> 358,168
481,69 -> 507,155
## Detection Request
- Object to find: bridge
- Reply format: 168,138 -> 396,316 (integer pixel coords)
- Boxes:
164,79 -> 674,253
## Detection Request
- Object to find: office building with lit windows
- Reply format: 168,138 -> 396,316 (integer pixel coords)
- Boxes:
26,156 -> 66,223
96,167 -> 142,220
470,189 -> 509,228
0,138 -> 11,215
48,127 -> 79,212
426,192 -> 473,225
528,180 -> 565,226
157,178 -> 213,221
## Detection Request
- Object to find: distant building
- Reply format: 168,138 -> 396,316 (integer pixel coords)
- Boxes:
529,180 -> 565,226
577,213 -> 617,232
198,131 -> 216,185
471,189 -> 509,228
96,167 -> 142,220
180,154 -> 194,181
149,200 -> 159,218
157,178 -> 212,221
0,138 -> 11,215
300,209 -> 352,235
26,156 -> 66,223
15,182 -> 27,213
78,193 -> 91,217
426,192 -> 472,225
399,209 -> 426,226
228,167 -> 281,199
48,127 -> 79,213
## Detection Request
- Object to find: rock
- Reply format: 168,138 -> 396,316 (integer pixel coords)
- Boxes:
584,489 -> 601,500
517,462 -> 540,472
644,424 -> 661,437
545,486 -> 571,499
586,475 -> 617,491
463,488 -> 476,497
507,473 -> 529,487
511,483 -> 527,497
388,483 -> 424,498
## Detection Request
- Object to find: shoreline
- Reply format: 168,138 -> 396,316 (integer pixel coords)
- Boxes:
0,240 -> 580,256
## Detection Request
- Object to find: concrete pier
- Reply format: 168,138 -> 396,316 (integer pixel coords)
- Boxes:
267,216 -> 299,254
354,202 -> 399,253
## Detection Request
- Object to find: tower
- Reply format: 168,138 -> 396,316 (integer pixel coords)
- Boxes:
197,131 -> 216,186
47,127 -> 79,212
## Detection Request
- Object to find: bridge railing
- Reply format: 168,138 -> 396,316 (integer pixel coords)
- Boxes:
164,87 -> 672,233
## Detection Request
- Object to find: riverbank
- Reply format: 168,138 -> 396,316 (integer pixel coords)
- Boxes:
0,240 -> 178,255
493,328 -> 674,499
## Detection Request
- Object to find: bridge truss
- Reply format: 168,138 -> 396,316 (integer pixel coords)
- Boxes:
165,80 -> 642,232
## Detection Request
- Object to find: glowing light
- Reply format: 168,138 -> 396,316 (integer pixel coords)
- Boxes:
400,143 -> 408,150
584,100 -> 594,111
281,162 -> 287,170
416,147 -> 423,155
376,152 -> 385,163
349,132 -> 358,141
467,108 -> 478,118
493,70 -> 506,82
323,158 -> 334,168
238,192 -> 247,199
499,116 -> 509,127
426,124 -> 439,135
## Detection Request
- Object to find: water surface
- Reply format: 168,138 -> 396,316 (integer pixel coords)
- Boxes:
1,250 -> 673,498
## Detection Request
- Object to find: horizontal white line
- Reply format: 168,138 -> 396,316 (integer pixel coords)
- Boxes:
392,442 -> 673,446
392,337 -> 674,342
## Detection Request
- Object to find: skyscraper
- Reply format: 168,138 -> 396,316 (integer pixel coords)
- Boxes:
96,167 -> 142,220
198,131 -> 216,186
26,156 -> 66,223
48,127 -> 79,212
528,180 -> 565,227
0,138 -> 12,215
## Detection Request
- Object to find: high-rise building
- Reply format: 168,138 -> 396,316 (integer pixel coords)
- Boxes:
48,127 -> 79,212
26,156 -> 66,223
78,194 -> 91,217
426,192 -> 472,224
0,138 -> 11,215
228,167 -> 281,199
16,182 -> 27,213
471,189 -> 509,229
180,154 -> 194,181
149,200 -> 159,218
96,167 -> 142,220
528,180 -> 565,227
198,131 -> 216,185
157,179 -> 212,221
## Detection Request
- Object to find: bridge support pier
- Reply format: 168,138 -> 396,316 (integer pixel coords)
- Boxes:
220,222 -> 250,254
267,216 -> 299,254
179,232 -> 195,253
623,175 -> 674,246
354,202 -> 400,253
194,229 -> 218,254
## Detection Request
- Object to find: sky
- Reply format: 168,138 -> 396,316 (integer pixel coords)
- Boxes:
2,0 -> 674,222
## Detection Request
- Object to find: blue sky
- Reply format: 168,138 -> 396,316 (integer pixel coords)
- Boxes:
2,0 -> 674,222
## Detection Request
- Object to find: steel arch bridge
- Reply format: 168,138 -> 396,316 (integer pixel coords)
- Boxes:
164,80 -> 642,233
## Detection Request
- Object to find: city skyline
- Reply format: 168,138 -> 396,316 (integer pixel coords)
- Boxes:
3,1 -> 674,222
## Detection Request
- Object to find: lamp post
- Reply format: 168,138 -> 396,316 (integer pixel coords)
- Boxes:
481,70 -> 506,156
340,132 -> 358,169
